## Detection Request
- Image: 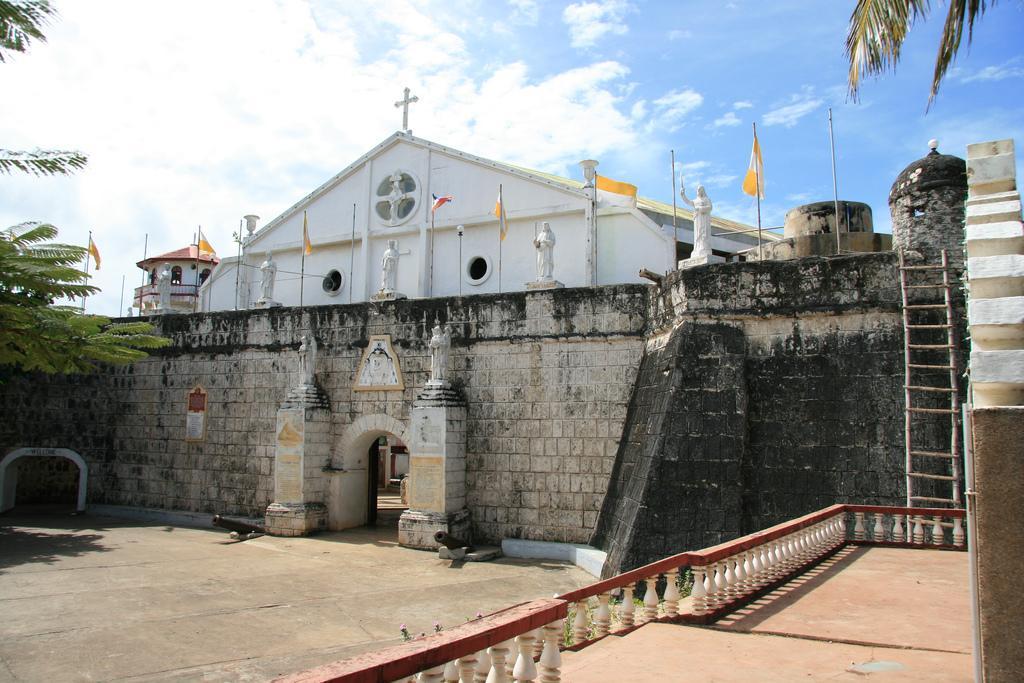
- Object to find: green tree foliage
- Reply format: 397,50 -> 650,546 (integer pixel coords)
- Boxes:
0,0 -> 87,175
846,0 -> 995,105
0,223 -> 170,374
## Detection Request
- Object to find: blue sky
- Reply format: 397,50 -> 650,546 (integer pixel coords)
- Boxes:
1,0 -> 1022,316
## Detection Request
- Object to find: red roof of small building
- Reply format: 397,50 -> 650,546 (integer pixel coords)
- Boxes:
137,245 -> 220,269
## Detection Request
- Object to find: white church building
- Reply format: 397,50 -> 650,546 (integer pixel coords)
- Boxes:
200,132 -> 771,311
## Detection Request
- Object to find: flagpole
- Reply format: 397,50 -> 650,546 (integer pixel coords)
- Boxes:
753,123 -> 763,261
82,230 -> 92,312
349,203 -> 356,304
193,226 -> 202,313
300,211 -> 307,308
119,274 -> 126,317
497,184 -> 503,294
828,107 -> 842,255
138,233 -> 148,313
430,207 -> 435,296
233,218 -> 242,310
670,149 -> 678,263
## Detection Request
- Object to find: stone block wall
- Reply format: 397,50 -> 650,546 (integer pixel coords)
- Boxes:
2,252 -> 963,560
0,286 -> 648,544
595,253 -> 959,574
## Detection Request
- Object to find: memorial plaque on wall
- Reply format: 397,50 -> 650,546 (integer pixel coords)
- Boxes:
408,456 -> 444,512
274,408 -> 304,504
185,386 -> 208,442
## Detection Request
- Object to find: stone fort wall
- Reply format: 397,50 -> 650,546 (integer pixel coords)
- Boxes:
2,251 -> 955,562
0,286 -> 648,544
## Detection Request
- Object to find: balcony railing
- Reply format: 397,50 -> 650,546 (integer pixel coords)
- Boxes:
134,283 -> 199,308
277,504 -> 966,683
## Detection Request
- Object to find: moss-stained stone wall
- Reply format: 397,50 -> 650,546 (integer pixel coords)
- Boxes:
1,252 -> 965,562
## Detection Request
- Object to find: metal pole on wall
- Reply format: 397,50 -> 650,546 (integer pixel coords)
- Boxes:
233,218 -> 242,310
670,149 -> 678,259
457,224 -> 464,297
349,203 -> 356,304
752,123 -> 763,261
81,230 -> 92,312
828,107 -> 842,255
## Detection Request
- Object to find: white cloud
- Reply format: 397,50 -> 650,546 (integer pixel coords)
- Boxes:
786,192 -> 813,202
733,101 -> 753,110
651,88 -> 704,131
956,58 -> 1024,83
712,111 -> 741,128
667,29 -> 691,41
763,89 -> 824,127
0,1 -> 643,316
562,0 -> 633,49
507,0 -> 539,26
631,100 -> 648,120
678,161 -> 710,175
703,173 -> 738,188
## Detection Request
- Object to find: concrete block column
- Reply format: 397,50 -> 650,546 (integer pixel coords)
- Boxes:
264,387 -> 330,536
398,385 -> 470,549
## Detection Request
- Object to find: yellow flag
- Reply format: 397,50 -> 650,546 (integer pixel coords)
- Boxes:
494,187 -> 509,241
87,236 -> 101,270
742,132 -> 765,199
595,174 -> 638,197
302,211 -> 313,255
197,228 -> 216,256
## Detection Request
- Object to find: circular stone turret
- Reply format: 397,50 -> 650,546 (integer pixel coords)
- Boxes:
889,140 -> 967,264
783,201 -> 873,239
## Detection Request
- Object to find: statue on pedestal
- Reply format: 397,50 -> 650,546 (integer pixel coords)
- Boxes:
297,334 -> 317,388
533,222 -> 556,281
259,252 -> 277,303
428,324 -> 451,386
381,240 -> 400,292
156,263 -> 172,311
679,180 -> 712,260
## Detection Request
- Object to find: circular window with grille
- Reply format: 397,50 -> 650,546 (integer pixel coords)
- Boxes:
322,269 -> 344,296
465,255 -> 491,285
374,170 -> 420,226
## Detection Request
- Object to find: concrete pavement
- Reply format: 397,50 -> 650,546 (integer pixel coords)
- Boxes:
0,511 -> 592,682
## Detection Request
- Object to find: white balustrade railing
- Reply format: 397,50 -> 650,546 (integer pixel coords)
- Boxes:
280,505 -> 966,683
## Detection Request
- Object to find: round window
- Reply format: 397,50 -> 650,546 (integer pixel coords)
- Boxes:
465,255 -> 491,285
322,269 -> 344,296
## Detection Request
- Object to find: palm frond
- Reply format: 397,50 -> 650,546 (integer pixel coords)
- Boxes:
0,0 -> 54,62
0,148 -> 88,176
846,0 -> 931,101
928,0 -> 991,104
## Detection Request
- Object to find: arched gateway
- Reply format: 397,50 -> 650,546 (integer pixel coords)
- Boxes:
0,447 -> 88,513
327,413 -> 409,530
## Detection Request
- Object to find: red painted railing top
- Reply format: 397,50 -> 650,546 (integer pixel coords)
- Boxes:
280,503 -> 966,682
276,598 -> 566,683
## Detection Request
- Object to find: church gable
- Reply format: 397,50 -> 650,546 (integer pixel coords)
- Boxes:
249,134 -> 589,253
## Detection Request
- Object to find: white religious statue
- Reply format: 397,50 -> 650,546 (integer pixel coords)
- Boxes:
381,240 -> 400,292
387,171 -> 404,222
297,334 -> 317,388
427,324 -> 451,386
259,251 -> 277,302
156,263 -> 172,312
679,180 -> 712,260
533,222 -> 556,281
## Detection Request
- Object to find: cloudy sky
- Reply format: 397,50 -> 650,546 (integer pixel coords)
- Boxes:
2,0 -> 1022,316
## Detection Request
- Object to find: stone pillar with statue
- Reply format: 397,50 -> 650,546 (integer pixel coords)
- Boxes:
398,322 -> 470,549
264,332 -> 331,536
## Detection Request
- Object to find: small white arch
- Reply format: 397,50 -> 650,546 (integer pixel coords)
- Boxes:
328,414 -> 409,530
334,413 -> 409,469
0,447 -> 88,513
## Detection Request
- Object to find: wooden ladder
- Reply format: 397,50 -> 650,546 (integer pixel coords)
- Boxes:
898,249 -> 961,509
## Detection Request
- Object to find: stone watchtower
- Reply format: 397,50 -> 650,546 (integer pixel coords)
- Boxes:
889,140 -> 968,265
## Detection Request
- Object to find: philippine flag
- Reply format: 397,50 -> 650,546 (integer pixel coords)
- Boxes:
431,193 -> 453,213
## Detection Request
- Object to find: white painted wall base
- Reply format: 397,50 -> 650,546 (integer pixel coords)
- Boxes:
500,538 -> 607,578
